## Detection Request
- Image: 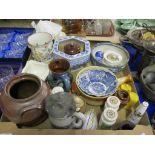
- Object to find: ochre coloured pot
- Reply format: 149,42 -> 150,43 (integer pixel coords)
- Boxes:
0,73 -> 50,126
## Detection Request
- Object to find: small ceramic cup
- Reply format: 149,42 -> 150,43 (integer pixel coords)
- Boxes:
47,59 -> 73,92
28,32 -> 53,63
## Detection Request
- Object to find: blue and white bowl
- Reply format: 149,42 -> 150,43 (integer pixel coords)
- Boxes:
53,36 -> 91,70
76,66 -> 118,97
91,43 -> 129,73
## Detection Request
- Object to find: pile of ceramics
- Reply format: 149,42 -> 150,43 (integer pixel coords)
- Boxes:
0,21 -> 149,130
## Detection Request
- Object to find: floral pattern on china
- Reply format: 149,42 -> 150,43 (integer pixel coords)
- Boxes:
76,67 -> 118,97
52,36 -> 91,69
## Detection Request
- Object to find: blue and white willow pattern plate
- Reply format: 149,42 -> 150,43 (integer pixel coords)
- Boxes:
77,68 -> 118,97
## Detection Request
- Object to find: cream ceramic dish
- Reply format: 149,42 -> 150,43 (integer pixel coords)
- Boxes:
22,60 -> 49,81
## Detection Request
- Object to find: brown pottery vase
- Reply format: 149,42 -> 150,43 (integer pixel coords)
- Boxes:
0,73 -> 50,126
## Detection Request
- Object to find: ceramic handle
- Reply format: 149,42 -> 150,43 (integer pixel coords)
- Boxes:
72,112 -> 86,129
59,75 -> 71,92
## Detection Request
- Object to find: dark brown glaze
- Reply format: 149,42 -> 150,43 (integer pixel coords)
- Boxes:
48,58 -> 70,74
115,90 -> 130,105
64,43 -> 80,55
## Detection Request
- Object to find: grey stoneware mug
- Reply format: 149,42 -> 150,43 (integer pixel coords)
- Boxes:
45,92 -> 86,129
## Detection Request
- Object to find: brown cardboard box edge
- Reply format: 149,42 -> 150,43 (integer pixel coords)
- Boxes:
0,122 -> 153,135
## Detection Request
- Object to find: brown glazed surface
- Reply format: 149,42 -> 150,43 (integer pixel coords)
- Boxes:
48,59 -> 70,74
64,43 -> 81,55
0,73 -> 50,125
115,90 -> 130,105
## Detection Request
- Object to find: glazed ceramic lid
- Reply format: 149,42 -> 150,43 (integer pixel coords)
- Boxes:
106,96 -> 121,109
102,108 -> 118,122
91,43 -> 129,67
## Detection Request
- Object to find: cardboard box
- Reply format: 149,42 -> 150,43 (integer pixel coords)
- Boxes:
0,38 -> 153,135
0,66 -> 153,135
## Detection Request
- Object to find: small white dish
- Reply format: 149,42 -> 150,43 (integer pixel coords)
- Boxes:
22,60 -> 49,81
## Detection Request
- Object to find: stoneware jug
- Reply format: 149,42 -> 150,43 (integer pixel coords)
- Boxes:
47,59 -> 72,92
0,73 -> 50,126
45,92 -> 86,129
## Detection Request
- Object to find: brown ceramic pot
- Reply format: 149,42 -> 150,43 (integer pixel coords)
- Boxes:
0,73 -> 50,126
64,43 -> 80,55
115,90 -> 130,106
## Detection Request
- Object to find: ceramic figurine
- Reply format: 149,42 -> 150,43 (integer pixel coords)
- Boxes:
28,32 -> 53,63
73,95 -> 86,113
52,36 -> 91,69
47,58 -> 73,92
0,73 -> 50,126
127,101 -> 149,126
51,86 -> 64,94
99,108 -> 118,129
104,96 -> 121,111
82,109 -> 98,130
45,92 -> 86,129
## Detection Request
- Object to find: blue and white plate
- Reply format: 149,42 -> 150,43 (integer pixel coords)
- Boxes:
91,43 -> 129,73
76,66 -> 118,97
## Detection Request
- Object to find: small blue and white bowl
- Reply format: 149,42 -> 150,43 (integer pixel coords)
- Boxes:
91,43 -> 129,73
52,36 -> 91,70
76,66 -> 118,97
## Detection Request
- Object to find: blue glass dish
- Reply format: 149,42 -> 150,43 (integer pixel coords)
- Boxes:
0,65 -> 14,92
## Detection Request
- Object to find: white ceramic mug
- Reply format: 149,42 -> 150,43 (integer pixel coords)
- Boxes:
49,112 -> 86,129
28,32 -> 53,63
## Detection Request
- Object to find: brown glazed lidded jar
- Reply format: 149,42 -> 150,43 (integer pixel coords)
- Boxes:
0,73 -> 50,126
115,90 -> 130,106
